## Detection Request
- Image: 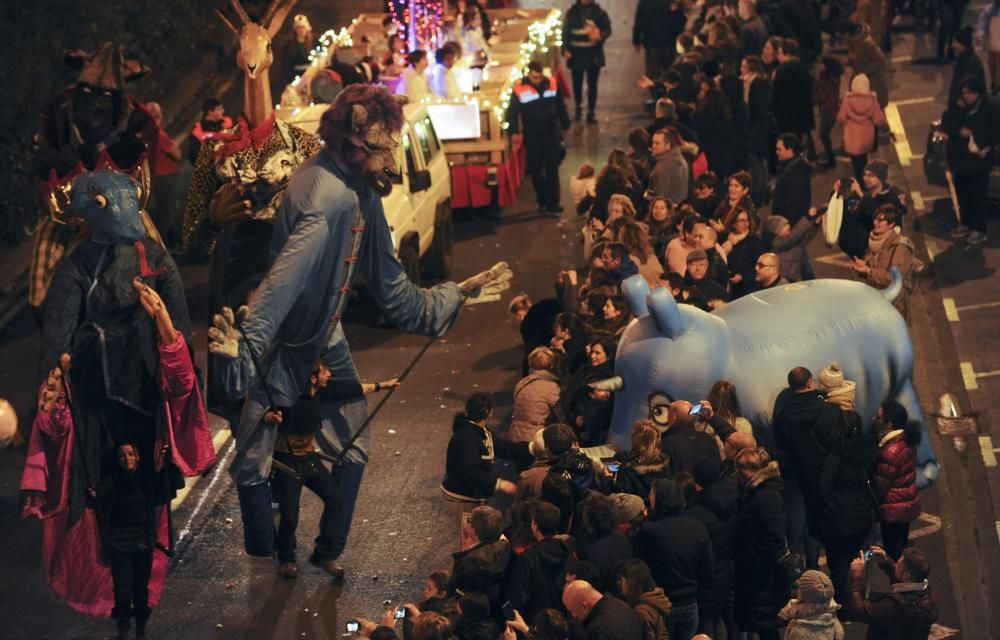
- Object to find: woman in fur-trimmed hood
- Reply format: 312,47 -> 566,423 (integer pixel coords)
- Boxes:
735,448 -> 791,636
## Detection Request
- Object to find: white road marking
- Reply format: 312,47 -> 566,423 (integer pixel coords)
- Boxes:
961,362 -> 979,390
171,430 -> 232,511
814,253 -> 854,268
959,362 -> 1000,391
957,299 -> 1000,313
176,439 -> 236,543
912,190 -> 925,211
943,298 -> 959,322
925,238 -> 940,262
892,96 -> 937,106
979,436 -> 998,468
909,512 -> 943,539
885,103 -> 912,166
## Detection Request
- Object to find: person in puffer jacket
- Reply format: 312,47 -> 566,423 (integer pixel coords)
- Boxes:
509,347 -> 562,442
837,73 -> 886,183
871,401 -> 922,561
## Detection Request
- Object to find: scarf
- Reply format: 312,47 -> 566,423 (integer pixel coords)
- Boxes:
868,227 -> 895,254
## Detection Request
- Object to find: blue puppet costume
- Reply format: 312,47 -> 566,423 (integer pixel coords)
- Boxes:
209,84 -> 511,568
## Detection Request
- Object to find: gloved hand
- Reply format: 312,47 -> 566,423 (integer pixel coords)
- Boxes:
207,305 -> 249,359
458,261 -> 513,305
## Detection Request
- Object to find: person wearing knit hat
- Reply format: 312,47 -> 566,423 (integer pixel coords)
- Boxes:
609,492 -> 646,526
818,362 -> 857,410
283,13 -> 317,85
778,570 -> 844,639
947,24 -> 987,108
762,207 -> 823,282
838,72 -> 886,183
762,215 -> 789,238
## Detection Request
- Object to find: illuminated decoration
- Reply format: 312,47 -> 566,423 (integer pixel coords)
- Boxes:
388,0 -> 446,52
492,10 -> 562,131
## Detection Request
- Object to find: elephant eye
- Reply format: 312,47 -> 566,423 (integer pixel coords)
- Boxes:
94,194 -> 108,209
651,405 -> 670,425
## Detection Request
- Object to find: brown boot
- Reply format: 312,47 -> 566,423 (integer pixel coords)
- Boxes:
309,556 -> 344,580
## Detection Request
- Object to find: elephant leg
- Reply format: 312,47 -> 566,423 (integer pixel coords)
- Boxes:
895,379 -> 939,488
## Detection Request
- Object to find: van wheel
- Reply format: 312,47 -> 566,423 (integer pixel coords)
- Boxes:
399,241 -> 421,287
423,203 -> 454,279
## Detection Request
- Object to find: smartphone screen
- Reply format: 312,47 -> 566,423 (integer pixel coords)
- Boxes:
502,601 -> 515,621
395,609 -> 406,620
864,549 -> 873,561
688,402 -> 703,415
607,462 -> 620,473
346,621 -> 360,633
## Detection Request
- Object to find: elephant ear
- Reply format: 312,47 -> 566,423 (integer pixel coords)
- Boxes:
647,286 -> 686,339
622,274 -> 650,317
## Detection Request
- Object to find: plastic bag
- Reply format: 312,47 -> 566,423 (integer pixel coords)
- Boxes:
823,192 -> 844,246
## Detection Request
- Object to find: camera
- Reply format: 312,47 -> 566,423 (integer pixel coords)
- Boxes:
395,608 -> 406,620
346,620 -> 360,633
864,549 -> 874,561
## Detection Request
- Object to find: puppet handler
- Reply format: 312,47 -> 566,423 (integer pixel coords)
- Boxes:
20,168 -> 216,638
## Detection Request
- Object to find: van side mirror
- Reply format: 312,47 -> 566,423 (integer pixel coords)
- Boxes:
410,169 -> 431,193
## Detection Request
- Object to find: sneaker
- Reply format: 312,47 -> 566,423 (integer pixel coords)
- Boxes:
278,561 -> 298,579
966,230 -> 988,245
586,112 -> 597,123
310,556 -> 345,580
950,225 -> 970,238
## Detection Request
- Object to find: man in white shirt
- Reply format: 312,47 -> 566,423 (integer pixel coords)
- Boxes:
429,44 -> 461,99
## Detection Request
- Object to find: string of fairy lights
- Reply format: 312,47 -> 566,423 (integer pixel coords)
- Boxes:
285,7 -> 563,133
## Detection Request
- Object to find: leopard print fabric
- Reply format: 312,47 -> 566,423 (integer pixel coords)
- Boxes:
182,119 -> 320,256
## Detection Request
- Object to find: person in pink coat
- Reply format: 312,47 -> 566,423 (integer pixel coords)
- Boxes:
21,279 -> 215,637
837,73 -> 886,182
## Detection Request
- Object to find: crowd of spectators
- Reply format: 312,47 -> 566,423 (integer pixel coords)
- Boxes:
332,1 -> 957,639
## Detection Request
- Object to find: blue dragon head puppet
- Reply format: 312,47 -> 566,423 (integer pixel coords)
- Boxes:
69,169 -> 146,244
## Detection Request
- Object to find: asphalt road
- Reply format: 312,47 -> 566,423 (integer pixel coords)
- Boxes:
1,1 -> 999,639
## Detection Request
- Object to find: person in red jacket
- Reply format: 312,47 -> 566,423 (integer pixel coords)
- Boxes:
872,400 -> 922,561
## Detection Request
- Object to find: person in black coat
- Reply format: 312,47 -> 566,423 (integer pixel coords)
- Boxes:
819,410 -> 877,608
733,448 -> 789,640
772,134 -> 813,228
940,76 -> 1000,243
576,492 -> 633,592
721,208 -> 765,299
634,479 -> 714,640
771,40 -> 816,158
506,501 -> 574,621
564,580 -> 646,640
772,367 -> 841,567
442,394 -> 531,502
743,57 -> 773,203
661,401 -> 723,475
687,457 -> 738,640
453,506 -> 513,611
563,0 -> 613,122
632,0 -> 687,85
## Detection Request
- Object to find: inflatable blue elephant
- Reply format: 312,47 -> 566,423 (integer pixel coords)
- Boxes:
607,272 -> 939,487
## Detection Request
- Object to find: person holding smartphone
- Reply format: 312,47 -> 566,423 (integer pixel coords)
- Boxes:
660,400 -> 723,475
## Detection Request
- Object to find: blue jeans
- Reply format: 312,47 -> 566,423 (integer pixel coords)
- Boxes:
668,602 -> 699,640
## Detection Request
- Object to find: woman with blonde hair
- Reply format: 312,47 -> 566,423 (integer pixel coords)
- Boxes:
607,193 -> 638,223
611,420 -> 672,499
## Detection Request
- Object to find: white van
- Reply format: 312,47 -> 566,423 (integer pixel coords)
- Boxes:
277,102 -> 454,284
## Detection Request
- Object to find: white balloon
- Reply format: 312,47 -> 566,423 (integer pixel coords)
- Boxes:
0,399 -> 18,444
